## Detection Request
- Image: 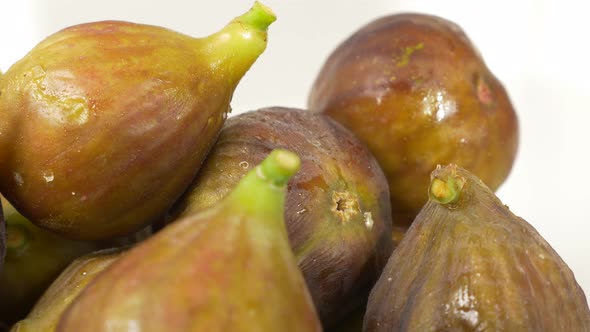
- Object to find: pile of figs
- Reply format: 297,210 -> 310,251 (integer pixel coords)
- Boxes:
0,2 -> 588,331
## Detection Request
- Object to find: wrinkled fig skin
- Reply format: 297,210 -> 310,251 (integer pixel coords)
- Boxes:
0,3 -> 275,240
10,248 -> 124,332
0,197 -> 102,327
309,13 -> 519,228
170,107 -> 393,327
57,150 -> 322,332
364,165 -> 590,332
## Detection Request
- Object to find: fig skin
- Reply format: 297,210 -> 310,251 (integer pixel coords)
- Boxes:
57,150 -> 322,332
0,2 -> 276,240
169,107 -> 393,327
0,197 -> 103,327
308,13 -> 519,228
364,165 -> 590,331
10,248 -> 124,332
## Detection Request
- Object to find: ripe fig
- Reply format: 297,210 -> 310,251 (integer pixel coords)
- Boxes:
10,248 -> 124,332
0,2 -> 276,240
0,197 -> 102,327
170,107 -> 393,327
364,165 -> 590,331
57,150 -> 322,332
309,13 -> 519,228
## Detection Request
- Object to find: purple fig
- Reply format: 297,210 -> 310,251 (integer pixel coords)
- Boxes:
364,165 -> 590,331
309,13 -> 519,229
169,107 -> 393,327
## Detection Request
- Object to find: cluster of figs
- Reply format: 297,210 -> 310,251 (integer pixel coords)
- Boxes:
0,2 -> 588,331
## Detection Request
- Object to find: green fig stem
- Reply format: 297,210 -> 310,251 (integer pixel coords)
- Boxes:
6,224 -> 28,251
236,1 -> 276,31
228,149 -> 300,217
202,2 -> 276,84
429,173 -> 465,205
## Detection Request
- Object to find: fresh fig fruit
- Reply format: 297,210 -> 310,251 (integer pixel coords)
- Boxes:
57,150 -> 323,332
0,2 -> 276,240
169,107 -> 393,327
364,165 -> 590,331
10,247 -> 124,332
0,196 -> 102,327
308,13 -> 519,228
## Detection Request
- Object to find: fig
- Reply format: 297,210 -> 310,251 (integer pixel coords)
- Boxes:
308,13 -> 519,228
0,196 -> 102,327
170,107 -> 393,327
0,2 -> 276,240
10,248 -> 124,332
57,150 -> 322,332
364,165 -> 590,331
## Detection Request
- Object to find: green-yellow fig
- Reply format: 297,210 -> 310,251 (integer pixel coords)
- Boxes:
0,196 -> 101,327
0,2 -> 276,240
364,165 -> 590,331
57,150 -> 322,332
10,248 -> 124,332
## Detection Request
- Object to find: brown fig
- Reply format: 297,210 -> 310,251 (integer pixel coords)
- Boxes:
364,165 -> 590,331
0,196 -> 102,327
10,247 -> 124,332
170,107 -> 393,327
0,2 -> 276,240
57,150 -> 322,332
309,13 -> 519,228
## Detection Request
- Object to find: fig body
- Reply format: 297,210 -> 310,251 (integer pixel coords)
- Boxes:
10,248 -> 124,332
309,13 -> 518,227
0,197 -> 101,327
0,2 -> 276,240
170,107 -> 393,326
57,150 -> 322,332
364,165 -> 590,331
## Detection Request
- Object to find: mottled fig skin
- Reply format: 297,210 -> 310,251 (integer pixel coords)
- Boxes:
0,3 -> 275,240
364,165 -> 590,332
309,13 -> 519,228
170,107 -> 393,327
0,196 -> 102,327
11,248 -> 124,332
57,150 -> 322,332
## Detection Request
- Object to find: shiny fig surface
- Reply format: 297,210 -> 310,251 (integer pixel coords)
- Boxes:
0,2 -> 276,240
57,150 -> 322,332
309,13 -> 519,227
170,107 -> 393,327
11,248 -> 124,332
364,165 -> 590,331
0,196 -> 101,327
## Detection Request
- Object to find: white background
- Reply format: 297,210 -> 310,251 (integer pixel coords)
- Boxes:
1,1 -> 589,304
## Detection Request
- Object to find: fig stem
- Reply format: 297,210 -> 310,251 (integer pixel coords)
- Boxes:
227,149 -> 299,218
6,224 -> 28,251
234,1 -> 277,32
259,149 -> 301,187
429,175 -> 464,205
